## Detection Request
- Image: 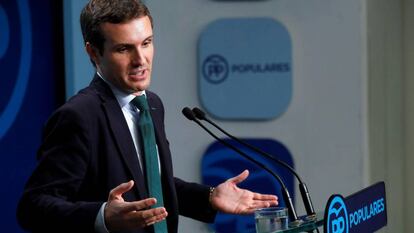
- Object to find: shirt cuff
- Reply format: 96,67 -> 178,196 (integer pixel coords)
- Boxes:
94,202 -> 109,233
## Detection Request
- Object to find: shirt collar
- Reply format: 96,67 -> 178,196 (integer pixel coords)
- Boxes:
96,72 -> 146,109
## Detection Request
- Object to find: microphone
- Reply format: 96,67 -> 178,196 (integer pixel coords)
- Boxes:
182,107 -> 299,222
192,107 -> 316,218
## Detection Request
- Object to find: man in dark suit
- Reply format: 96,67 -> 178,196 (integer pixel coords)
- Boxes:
17,1 -> 278,232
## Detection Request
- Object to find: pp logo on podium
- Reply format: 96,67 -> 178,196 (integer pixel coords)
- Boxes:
325,195 -> 349,233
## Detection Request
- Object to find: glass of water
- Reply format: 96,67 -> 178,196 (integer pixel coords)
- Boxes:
255,207 -> 288,233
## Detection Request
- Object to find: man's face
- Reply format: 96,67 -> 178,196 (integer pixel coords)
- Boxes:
92,16 -> 154,95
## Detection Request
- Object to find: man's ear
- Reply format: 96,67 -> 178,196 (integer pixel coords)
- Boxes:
85,42 -> 100,65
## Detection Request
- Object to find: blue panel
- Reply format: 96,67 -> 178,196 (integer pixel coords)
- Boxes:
0,1 -> 63,232
199,18 -> 292,120
201,139 -> 295,233
63,0 -> 94,98
324,182 -> 387,233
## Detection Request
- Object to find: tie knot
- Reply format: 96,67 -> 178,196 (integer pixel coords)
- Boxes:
132,95 -> 149,111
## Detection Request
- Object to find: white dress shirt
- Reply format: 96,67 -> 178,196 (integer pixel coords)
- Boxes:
94,73 -> 148,233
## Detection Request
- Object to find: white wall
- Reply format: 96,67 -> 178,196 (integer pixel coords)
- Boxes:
403,0 -> 414,232
145,1 -> 367,232
64,1 -> 371,232
366,0 -> 406,232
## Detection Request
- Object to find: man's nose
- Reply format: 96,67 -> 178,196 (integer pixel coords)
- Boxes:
131,49 -> 145,66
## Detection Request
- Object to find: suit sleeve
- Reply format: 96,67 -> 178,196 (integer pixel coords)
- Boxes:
16,105 -> 102,232
174,178 -> 217,223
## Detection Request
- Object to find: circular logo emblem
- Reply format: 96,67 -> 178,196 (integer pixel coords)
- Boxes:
0,5 -> 9,58
325,195 -> 349,233
0,0 -> 32,140
202,54 -> 229,84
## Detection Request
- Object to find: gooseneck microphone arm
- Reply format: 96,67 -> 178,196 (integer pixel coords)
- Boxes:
192,107 -> 316,217
182,107 -> 299,222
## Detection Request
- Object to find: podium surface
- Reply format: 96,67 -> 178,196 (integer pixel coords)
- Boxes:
256,212 -> 324,233
279,212 -> 324,233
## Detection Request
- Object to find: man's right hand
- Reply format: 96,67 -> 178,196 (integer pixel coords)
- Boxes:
104,180 -> 168,232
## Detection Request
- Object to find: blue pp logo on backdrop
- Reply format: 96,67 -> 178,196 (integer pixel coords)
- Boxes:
201,139 -> 295,233
325,195 -> 349,233
203,55 -> 229,84
198,18 -> 292,120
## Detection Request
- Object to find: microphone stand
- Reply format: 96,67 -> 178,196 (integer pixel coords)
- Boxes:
192,107 -> 316,217
182,107 -> 299,222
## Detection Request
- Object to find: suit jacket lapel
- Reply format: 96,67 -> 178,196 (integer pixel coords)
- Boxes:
147,92 -> 178,226
147,94 -> 167,168
92,77 -> 149,199
147,93 -> 173,184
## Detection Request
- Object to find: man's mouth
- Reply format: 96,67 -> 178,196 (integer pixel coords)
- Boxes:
129,68 -> 149,80
130,70 -> 145,76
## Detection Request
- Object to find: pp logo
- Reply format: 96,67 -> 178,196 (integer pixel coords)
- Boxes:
201,139 -> 295,233
0,0 -> 32,140
325,195 -> 349,233
202,54 -> 229,84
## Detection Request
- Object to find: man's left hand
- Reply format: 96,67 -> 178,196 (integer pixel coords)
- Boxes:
210,170 -> 279,214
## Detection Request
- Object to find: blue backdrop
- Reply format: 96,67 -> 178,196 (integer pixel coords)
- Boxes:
201,139 -> 294,233
0,0 -> 64,232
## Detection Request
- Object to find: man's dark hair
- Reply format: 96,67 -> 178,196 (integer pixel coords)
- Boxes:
80,0 -> 153,56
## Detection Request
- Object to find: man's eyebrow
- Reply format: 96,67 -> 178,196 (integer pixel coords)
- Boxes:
111,35 -> 154,48
113,43 -> 133,48
144,35 -> 154,41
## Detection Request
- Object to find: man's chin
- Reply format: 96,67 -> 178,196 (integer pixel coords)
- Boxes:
128,85 -> 149,95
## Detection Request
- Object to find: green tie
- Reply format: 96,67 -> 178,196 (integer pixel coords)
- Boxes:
132,95 -> 168,233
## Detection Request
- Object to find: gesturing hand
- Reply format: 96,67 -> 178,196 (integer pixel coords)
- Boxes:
104,180 -> 168,232
210,170 -> 278,214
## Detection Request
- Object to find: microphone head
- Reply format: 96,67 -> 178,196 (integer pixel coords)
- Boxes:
182,107 -> 196,121
192,107 -> 206,120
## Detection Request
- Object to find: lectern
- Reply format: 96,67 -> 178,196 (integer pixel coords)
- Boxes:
257,182 -> 387,233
